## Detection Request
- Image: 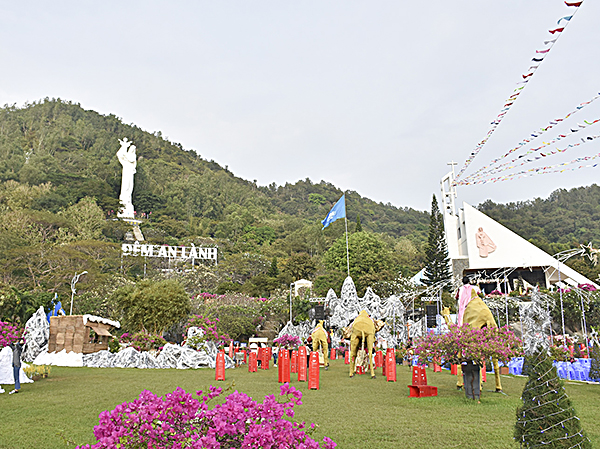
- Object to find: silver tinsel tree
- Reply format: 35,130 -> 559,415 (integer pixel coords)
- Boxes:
519,287 -> 552,356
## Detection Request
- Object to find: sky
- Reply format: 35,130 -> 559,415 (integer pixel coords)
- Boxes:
1,1 -> 599,212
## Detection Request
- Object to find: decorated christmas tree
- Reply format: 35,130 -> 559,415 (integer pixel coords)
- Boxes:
514,349 -> 591,448
589,344 -> 600,382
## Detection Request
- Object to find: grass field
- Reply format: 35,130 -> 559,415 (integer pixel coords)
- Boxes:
1,360 -> 600,448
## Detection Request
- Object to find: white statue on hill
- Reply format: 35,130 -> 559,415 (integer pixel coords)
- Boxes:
117,137 -> 137,218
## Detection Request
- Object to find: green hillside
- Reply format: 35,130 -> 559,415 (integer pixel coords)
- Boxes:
1,98 -> 599,321
0,99 -> 429,309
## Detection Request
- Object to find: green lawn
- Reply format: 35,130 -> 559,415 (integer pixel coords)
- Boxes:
2,360 -> 600,448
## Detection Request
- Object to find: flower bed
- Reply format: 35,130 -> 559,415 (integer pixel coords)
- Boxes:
23,364 -> 51,380
76,383 -> 336,449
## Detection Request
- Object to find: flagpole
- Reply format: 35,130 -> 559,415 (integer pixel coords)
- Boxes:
344,216 -> 350,277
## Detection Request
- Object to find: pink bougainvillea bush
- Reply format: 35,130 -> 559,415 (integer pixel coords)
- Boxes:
76,384 -> 336,449
414,324 -> 522,365
185,315 -> 231,346
120,331 -> 167,352
0,321 -> 22,348
273,334 -> 302,348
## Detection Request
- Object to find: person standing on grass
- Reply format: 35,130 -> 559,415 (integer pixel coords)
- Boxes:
9,338 -> 25,394
461,360 -> 481,403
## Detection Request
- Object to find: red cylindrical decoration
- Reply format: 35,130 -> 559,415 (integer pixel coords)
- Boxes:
228,342 -> 234,359
260,348 -> 270,370
248,351 -> 258,372
569,345 -> 575,357
451,364 -> 457,375
257,348 -> 263,368
481,363 -> 486,383
280,348 -> 291,383
243,349 -> 247,364
298,346 -> 307,382
375,350 -> 383,368
278,348 -> 285,382
385,348 -> 396,382
356,365 -> 365,375
291,350 -> 298,373
344,351 -> 350,365
216,351 -> 226,381
308,351 -> 320,390
330,348 -> 336,360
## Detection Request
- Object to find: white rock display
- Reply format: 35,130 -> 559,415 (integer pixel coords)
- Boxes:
277,276 -> 408,347
113,347 -> 142,368
33,349 -> 84,367
82,350 -> 115,368
22,307 -> 49,363
25,313 -> 235,370
0,347 -> 33,385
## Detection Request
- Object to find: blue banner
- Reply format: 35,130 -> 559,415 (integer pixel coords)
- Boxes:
321,194 -> 346,229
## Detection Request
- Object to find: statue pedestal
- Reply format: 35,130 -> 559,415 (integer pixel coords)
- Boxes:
120,218 -> 145,241
117,204 -> 135,219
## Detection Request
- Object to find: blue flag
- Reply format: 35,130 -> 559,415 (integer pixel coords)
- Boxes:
321,194 -> 346,229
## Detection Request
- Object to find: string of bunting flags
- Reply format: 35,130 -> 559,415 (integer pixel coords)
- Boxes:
454,0 -> 584,184
459,93 -> 600,184
475,130 -> 600,180
462,144 -> 600,185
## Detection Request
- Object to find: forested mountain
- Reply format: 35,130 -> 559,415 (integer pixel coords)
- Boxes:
1,98 -> 599,318
0,99 -> 429,307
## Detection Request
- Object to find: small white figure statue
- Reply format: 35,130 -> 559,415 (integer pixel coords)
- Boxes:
117,138 -> 137,218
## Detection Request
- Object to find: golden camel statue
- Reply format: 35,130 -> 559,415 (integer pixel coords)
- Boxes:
346,310 -> 385,378
310,320 -> 329,368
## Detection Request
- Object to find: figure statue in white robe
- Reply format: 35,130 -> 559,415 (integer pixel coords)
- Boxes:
117,138 -> 137,218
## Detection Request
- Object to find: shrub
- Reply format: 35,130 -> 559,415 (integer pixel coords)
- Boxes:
273,334 -> 301,348
121,332 -> 166,352
107,337 -> 120,354
414,324 -> 523,365
0,321 -> 22,347
115,279 -> 191,334
76,384 -> 336,449
185,315 -> 231,347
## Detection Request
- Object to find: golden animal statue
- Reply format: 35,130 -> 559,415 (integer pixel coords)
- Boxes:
345,310 -> 385,378
310,320 -> 330,368
444,291 -> 503,392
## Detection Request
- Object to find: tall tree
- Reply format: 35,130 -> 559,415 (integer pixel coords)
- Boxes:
423,194 -> 451,288
355,214 -> 363,232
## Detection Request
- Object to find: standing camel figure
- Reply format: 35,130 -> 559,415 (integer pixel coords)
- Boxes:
450,277 -> 503,392
346,310 -> 385,378
310,321 -> 330,369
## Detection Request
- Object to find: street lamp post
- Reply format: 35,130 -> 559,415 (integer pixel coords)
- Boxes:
70,271 -> 88,315
289,283 -> 295,324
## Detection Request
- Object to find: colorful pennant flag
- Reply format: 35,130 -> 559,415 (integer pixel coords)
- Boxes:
454,0 -> 585,184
